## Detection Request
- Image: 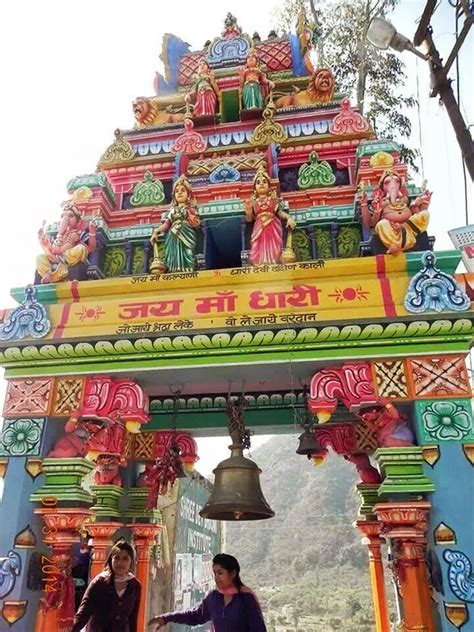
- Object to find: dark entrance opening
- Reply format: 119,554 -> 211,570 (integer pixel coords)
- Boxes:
205,217 -> 243,269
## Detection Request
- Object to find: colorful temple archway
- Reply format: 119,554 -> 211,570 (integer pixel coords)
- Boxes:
0,12 -> 472,632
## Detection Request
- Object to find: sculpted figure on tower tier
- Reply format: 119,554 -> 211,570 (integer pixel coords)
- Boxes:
36,201 -> 97,283
185,59 -> 219,118
245,167 -> 296,266
150,176 -> 201,273
239,50 -> 275,111
358,169 -> 431,255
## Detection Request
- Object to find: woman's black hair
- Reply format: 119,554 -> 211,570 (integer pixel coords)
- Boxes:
104,540 -> 136,578
213,553 -> 243,589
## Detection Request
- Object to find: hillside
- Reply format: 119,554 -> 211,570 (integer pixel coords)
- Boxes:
225,435 -> 391,631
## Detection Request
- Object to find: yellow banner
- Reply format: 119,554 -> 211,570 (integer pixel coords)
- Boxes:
43,260 -> 405,340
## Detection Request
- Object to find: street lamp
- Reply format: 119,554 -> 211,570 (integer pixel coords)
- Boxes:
366,15 -> 474,181
367,17 -> 429,60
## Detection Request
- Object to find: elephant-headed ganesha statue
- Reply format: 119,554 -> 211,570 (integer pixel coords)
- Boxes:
358,169 -> 431,255
36,200 -> 97,284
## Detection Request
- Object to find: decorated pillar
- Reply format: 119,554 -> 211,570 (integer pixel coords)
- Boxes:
128,523 -> 162,631
33,508 -> 93,632
374,501 -> 435,632
0,375 -> 87,631
355,520 -> 391,632
86,522 -> 122,579
407,354 -> 474,631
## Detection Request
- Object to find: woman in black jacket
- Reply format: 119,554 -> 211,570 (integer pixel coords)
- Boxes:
72,540 -> 141,632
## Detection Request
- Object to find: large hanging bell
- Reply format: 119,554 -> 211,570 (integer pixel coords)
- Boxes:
200,443 -> 274,521
296,426 -> 322,458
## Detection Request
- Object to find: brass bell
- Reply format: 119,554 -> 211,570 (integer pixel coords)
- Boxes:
296,425 -> 322,459
200,442 -> 274,521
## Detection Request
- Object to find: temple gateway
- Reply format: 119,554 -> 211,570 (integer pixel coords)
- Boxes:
0,12 -> 472,632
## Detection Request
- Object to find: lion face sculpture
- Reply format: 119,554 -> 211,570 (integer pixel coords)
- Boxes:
275,67 -> 335,109
133,97 -> 151,126
132,97 -> 184,128
310,68 -> 335,104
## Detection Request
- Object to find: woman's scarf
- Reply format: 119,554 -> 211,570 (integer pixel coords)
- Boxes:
216,585 -> 262,609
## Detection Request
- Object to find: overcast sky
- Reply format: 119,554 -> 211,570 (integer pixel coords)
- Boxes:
0,0 -> 471,473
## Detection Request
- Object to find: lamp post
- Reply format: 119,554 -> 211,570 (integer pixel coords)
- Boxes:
367,18 -> 429,60
367,16 -> 474,181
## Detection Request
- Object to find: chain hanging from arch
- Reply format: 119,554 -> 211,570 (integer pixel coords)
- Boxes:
226,396 -> 251,450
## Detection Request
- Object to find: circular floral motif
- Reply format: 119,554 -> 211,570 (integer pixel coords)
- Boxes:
423,401 -> 472,441
1,419 -> 41,455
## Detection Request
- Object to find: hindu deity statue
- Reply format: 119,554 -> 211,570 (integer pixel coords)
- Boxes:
150,176 -> 201,272
222,12 -> 242,39
238,50 -> 275,110
185,59 -> 219,118
48,419 -> 104,458
93,454 -> 123,486
358,169 -> 431,255
245,167 -> 296,266
36,201 -> 97,283
358,402 -> 414,448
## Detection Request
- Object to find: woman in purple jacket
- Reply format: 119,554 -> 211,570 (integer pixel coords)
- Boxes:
149,553 -> 266,632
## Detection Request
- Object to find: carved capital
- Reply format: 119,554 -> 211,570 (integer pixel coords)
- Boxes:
35,507 -> 94,547
86,521 -> 121,541
354,520 -> 385,558
373,501 -> 430,540
127,523 -> 162,543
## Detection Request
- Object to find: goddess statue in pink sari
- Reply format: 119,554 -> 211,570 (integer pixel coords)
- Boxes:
245,167 -> 296,266
185,59 -> 219,118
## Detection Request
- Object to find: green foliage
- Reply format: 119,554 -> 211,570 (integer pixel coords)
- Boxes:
273,0 -> 419,170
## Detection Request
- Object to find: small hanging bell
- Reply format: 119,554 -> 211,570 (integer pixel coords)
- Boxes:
296,425 -> 323,459
200,440 -> 274,521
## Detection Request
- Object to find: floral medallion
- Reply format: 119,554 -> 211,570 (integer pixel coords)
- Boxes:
0,418 -> 45,456
416,400 -> 473,443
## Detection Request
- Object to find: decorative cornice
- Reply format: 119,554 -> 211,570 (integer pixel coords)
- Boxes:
150,391 -> 305,413
0,318 -> 471,373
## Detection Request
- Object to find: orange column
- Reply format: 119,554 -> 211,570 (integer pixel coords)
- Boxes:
128,523 -> 162,632
34,508 -> 93,632
355,520 -> 391,632
87,522 -> 122,579
374,501 -> 435,632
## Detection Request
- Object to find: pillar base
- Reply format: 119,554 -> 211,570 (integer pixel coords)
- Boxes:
30,458 -> 95,505
374,448 -> 435,497
91,484 -> 125,519
122,487 -> 161,522
356,483 -> 381,518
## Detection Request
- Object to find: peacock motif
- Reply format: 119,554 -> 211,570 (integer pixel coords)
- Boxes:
443,549 -> 474,602
0,551 -> 22,599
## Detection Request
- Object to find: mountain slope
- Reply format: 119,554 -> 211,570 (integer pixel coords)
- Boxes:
225,435 -> 388,631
